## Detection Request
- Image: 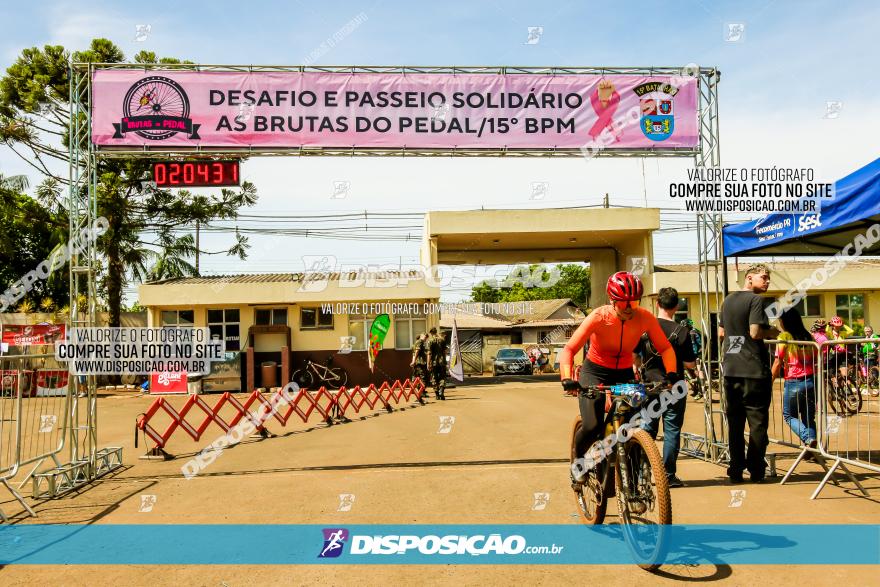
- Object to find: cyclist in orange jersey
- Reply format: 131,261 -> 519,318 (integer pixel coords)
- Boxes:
560,272 -> 679,469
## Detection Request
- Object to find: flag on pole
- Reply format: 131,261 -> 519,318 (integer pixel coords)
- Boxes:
449,319 -> 464,382
368,314 -> 391,372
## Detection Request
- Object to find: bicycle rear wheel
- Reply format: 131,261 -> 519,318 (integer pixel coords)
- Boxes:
570,417 -> 609,525
841,378 -> 863,414
292,368 -> 314,390
616,428 -> 671,572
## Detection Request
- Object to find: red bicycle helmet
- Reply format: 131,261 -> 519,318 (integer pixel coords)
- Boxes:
830,316 -> 844,328
607,271 -> 644,302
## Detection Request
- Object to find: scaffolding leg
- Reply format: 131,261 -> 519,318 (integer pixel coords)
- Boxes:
1,478 -> 36,519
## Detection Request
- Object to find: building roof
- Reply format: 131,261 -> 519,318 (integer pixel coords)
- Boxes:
489,298 -> 574,322
518,318 -> 583,329
655,260 -> 880,273
439,298 -> 585,330
439,313 -> 511,329
147,270 -> 427,286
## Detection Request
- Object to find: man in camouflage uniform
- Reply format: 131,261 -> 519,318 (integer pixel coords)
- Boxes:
426,327 -> 448,400
410,332 -> 430,392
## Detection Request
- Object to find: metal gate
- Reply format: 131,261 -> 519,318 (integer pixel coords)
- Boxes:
460,333 -> 484,375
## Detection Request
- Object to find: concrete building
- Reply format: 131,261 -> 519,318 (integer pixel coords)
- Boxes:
139,271 -> 439,388
137,206 -> 880,387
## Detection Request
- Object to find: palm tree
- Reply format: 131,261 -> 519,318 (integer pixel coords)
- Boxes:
0,173 -> 29,192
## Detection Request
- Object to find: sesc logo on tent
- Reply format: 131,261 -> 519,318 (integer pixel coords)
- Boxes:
797,212 -> 822,233
349,533 -> 527,555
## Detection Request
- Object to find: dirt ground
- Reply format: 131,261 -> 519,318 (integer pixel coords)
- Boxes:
1,376 -> 879,586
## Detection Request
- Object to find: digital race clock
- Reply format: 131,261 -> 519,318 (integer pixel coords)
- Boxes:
152,161 -> 240,187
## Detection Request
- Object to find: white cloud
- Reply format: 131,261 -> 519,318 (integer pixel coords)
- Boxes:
46,7 -> 132,52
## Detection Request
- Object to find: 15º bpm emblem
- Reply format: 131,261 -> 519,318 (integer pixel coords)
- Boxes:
634,81 -> 677,142
113,76 -> 200,140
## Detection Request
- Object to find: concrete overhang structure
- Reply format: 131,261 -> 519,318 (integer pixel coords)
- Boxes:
421,208 -> 660,308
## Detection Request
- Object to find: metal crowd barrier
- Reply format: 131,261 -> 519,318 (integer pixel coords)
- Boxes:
681,336 -> 879,498
808,338 -> 880,499
0,354 -> 66,521
764,339 -> 826,482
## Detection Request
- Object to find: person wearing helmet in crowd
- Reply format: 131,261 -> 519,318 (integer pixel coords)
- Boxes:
718,263 -> 779,484
559,271 -> 679,483
861,325 -> 880,397
826,316 -> 855,378
810,319 -> 828,346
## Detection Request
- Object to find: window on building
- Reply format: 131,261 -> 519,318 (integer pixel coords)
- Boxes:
510,331 -> 522,344
300,307 -> 333,330
161,309 -> 194,327
835,294 -> 865,331
255,308 -> 287,325
673,298 -> 689,323
348,313 -> 377,351
794,295 -> 822,318
207,308 -> 240,351
394,307 -> 427,349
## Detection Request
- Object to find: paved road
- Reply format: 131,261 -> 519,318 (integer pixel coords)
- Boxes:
1,377 -> 878,585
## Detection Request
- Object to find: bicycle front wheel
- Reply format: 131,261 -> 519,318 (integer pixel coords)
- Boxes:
325,367 -> 349,389
616,428 -> 671,571
570,417 -> 609,525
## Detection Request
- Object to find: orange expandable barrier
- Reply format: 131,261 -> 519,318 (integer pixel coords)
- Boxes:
135,378 -> 427,450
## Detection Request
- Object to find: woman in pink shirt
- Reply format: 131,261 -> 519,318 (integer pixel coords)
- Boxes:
771,309 -> 818,447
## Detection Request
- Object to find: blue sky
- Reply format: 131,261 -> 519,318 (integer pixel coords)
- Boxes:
2,0 -> 878,300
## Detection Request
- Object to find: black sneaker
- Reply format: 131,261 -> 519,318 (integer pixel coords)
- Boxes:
667,475 -> 685,488
750,475 -> 765,484
728,472 -> 744,484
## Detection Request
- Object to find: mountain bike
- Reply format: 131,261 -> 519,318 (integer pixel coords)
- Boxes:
855,352 -> 880,397
292,356 -> 349,390
568,381 -> 672,571
826,352 -> 862,415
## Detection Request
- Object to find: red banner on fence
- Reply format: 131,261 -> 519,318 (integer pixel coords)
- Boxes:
35,369 -> 69,397
150,371 -> 188,394
1,324 -> 65,346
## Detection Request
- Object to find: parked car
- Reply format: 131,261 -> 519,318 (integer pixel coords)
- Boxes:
492,348 -> 533,376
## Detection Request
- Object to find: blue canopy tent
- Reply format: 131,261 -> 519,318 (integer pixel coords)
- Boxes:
723,157 -> 880,257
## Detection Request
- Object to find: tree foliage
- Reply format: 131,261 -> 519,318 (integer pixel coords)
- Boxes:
0,40 -> 257,324
470,264 -> 591,308
0,172 -> 68,308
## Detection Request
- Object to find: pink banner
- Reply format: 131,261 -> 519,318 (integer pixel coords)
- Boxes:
92,71 -> 699,150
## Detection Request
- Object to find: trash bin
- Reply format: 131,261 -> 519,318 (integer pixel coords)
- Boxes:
261,361 -> 277,389
187,374 -> 203,395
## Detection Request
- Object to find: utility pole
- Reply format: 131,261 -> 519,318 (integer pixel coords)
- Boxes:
603,193 -> 609,208
195,220 -> 200,274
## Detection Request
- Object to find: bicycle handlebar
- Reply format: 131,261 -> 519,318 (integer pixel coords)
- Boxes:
570,381 -> 667,400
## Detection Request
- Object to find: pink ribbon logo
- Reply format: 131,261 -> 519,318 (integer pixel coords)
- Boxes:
588,87 -> 621,140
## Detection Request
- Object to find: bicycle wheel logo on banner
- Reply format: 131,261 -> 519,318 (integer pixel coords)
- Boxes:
112,76 -> 200,140
634,82 -> 676,142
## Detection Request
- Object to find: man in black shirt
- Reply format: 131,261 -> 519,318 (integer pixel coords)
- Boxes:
637,287 -> 696,487
719,263 -> 779,483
